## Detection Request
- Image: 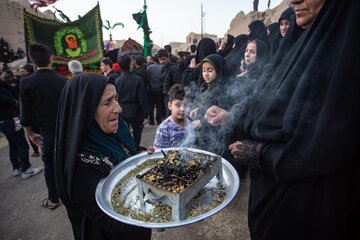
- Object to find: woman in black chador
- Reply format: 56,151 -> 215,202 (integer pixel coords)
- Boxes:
55,73 -> 151,240
205,0 -> 360,239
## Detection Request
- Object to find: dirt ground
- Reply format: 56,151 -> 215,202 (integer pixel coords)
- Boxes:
0,124 -> 250,240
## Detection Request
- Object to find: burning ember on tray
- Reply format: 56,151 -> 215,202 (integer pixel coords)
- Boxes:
136,149 -> 223,221
138,149 -> 219,193
111,149 -> 227,223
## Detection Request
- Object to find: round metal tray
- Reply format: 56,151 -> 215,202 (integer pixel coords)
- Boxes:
96,147 -> 240,229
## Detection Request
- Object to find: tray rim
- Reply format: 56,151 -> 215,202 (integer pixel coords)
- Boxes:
95,147 -> 240,229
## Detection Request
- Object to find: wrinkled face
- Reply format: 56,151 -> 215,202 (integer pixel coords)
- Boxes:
94,84 -> 122,134
244,41 -> 257,65
291,0 -> 326,28
280,19 -> 291,37
202,62 -> 217,84
168,99 -> 187,123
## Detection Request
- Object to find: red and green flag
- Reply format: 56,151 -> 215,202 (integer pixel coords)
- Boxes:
24,4 -> 103,65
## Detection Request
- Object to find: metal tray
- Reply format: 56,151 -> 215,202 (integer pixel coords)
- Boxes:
96,147 -> 240,229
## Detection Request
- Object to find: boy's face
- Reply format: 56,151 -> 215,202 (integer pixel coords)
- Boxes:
202,62 -> 217,84
158,56 -> 169,66
168,99 -> 187,121
100,62 -> 109,73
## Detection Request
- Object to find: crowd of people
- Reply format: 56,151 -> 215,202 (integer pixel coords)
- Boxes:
0,37 -> 25,64
0,0 -> 359,239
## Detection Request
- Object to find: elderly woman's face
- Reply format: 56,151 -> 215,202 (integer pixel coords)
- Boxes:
291,0 -> 326,28
94,84 -> 122,134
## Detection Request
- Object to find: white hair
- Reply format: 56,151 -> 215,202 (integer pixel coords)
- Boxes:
68,60 -> 83,74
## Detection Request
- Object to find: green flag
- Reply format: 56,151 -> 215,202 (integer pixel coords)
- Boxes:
132,3 -> 152,57
24,4 -> 104,65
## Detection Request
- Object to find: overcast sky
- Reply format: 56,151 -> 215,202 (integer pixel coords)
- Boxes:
42,0 -> 283,47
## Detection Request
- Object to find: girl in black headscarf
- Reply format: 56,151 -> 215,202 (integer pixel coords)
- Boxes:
190,54 -> 231,155
182,37 -> 217,88
206,0 -> 359,239
55,73 -> 151,240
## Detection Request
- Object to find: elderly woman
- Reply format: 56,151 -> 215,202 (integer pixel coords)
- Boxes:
55,73 -> 151,240
205,0 -> 359,239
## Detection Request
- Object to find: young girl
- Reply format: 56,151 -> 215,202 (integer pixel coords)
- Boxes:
189,53 -> 230,155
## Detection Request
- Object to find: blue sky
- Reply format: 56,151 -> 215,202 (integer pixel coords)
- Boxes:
42,0 -> 283,47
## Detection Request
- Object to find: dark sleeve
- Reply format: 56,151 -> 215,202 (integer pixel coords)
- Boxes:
181,68 -> 194,86
164,65 -> 181,94
137,78 -> 148,118
72,162 -> 141,232
19,79 -> 33,127
250,129 -> 352,182
0,92 -> 18,107
170,65 -> 182,85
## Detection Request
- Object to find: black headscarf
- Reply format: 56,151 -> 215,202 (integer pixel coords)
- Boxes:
266,22 -> 279,51
224,34 -> 249,77
248,20 -> 268,45
201,53 -> 228,83
218,34 -> 235,58
245,0 -> 360,181
195,38 -> 217,65
236,1 -> 360,238
194,54 -> 231,155
197,54 -> 229,109
182,38 -> 217,88
55,73 -> 137,206
243,38 -> 269,81
270,7 -> 295,56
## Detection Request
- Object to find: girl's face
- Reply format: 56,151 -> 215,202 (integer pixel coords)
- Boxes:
202,62 -> 217,84
244,41 -> 257,65
280,19 -> 291,37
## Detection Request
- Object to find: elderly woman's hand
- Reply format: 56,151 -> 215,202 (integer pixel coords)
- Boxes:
204,106 -> 230,126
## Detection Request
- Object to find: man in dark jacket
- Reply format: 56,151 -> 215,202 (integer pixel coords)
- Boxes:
20,42 -> 67,210
1,78 -> 42,178
116,54 -> 148,152
132,55 -> 148,88
157,48 -> 182,116
100,58 -> 119,81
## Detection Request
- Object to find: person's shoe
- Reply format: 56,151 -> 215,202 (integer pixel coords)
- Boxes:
12,168 -> 21,177
31,152 -> 40,157
21,167 -> 43,179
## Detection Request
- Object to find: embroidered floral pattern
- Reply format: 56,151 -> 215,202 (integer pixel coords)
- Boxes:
78,153 -> 114,168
